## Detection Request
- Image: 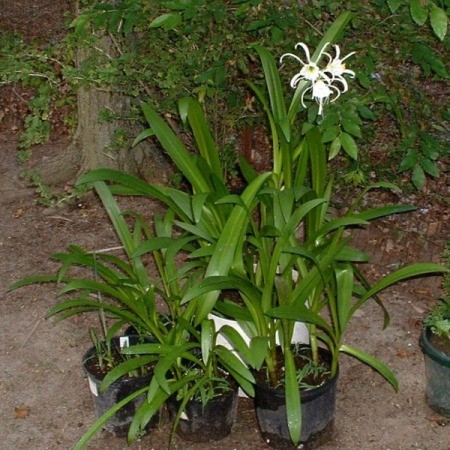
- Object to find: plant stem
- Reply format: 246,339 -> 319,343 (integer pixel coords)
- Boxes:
309,323 -> 319,366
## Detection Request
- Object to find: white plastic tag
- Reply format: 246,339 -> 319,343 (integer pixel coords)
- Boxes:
88,377 -> 98,397
119,336 -> 130,349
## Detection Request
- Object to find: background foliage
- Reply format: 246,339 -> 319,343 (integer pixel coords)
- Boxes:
0,0 -> 448,190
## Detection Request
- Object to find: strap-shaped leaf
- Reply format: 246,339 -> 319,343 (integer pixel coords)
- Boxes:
284,348 -> 301,445
179,97 -> 225,184
141,101 -> 211,193
100,355 -> 156,392
74,386 -> 149,450
255,46 -> 287,128
335,264 -> 354,335
351,263 -> 449,315
340,344 -> 398,390
193,172 -> 272,322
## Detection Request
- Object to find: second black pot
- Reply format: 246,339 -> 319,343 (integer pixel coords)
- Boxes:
167,385 -> 239,442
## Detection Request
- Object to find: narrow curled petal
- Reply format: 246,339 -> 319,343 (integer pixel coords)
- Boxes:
295,42 -> 313,63
334,44 -> 341,60
290,72 -> 304,88
332,75 -> 349,92
280,52 -> 306,66
317,42 -> 330,61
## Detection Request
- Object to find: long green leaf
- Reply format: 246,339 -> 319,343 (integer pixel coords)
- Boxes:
285,348 -> 301,444
340,344 -> 398,390
8,274 -> 59,291
74,386 -> 149,449
351,263 -> 448,315
179,97 -> 224,183
141,101 -> 211,193
335,264 -> 354,335
267,304 -> 335,340
354,205 -> 416,222
101,355 -> 156,391
255,46 -> 287,127
194,172 -> 272,322
306,127 -> 327,197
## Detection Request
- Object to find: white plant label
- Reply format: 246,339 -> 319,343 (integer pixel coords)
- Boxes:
119,336 -> 130,349
88,376 -> 98,397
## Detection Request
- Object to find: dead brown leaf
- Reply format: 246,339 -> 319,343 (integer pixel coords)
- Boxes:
426,414 -> 449,427
14,406 -> 30,419
12,208 -> 25,218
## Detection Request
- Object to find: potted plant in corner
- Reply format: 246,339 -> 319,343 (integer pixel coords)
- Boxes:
420,238 -> 450,418
80,321 -> 156,437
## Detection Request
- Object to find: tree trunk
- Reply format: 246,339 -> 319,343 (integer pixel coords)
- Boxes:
35,6 -> 172,186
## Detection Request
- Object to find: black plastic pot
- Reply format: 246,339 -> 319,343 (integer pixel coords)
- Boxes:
254,349 -> 338,449
82,335 -> 156,437
167,384 -> 239,442
420,327 -> 450,418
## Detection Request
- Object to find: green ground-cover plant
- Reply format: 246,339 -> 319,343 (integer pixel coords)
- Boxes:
386,0 -> 448,41
0,32 -> 75,158
423,297 -> 450,339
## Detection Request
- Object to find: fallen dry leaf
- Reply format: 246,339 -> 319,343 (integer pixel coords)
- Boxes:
12,208 -> 26,219
426,414 -> 448,427
396,349 -> 411,358
14,406 -> 30,419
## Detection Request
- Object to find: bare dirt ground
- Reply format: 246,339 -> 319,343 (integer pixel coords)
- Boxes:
1,1 -> 450,449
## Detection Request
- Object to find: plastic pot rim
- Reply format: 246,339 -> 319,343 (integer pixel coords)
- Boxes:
420,327 -> 450,368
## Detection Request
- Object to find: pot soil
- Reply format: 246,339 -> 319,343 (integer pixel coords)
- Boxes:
254,346 -> 338,449
420,327 -> 450,418
167,384 -> 239,443
82,335 -> 157,437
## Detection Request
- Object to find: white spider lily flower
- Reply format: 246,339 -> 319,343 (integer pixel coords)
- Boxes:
280,42 -> 330,87
324,45 -> 355,92
302,77 -> 341,116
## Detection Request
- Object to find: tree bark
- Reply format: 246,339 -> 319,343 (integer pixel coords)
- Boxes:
35,4 -> 172,186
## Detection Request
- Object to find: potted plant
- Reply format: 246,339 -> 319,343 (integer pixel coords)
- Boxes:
420,239 -> 450,418
7,179 -> 221,445
81,321 -> 157,437
9,181 -> 254,448
101,314 -> 250,448
164,318 -> 242,444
